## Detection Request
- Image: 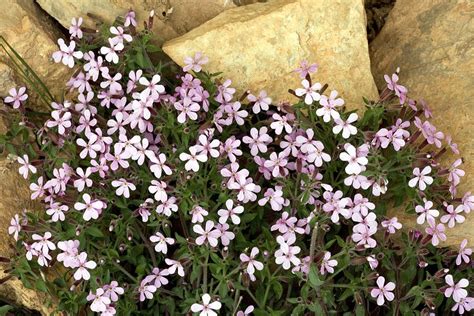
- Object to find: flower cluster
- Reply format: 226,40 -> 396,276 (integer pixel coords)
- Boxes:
1,10 -> 472,316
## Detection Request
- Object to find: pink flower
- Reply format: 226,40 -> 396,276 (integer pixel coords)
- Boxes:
415,199 -> 439,225
190,205 -> 208,223
384,73 -> 407,104
194,134 -> 220,159
47,111 -> 72,135
240,247 -> 264,276
320,251 -> 338,275
352,224 -> 377,248
46,202 -> 68,222
73,252 -> 97,281
333,113 -> 358,139
4,86 -> 28,108
149,232 -> 175,254
194,220 -> 220,247
408,166 -> 433,191
295,79 -> 321,105
87,288 -> 110,313
451,296 -> 474,315
100,38 -> 124,64
138,279 -> 156,301
366,255 -> 378,270
218,199 -> 244,225
124,10 -> 137,27
264,152 -> 289,178
456,239 -> 472,266
224,102 -> 248,126
183,52 -> 208,73
144,268 -> 169,288
339,143 -> 368,175
165,259 -> 185,277
8,214 -> 21,241
77,134 -> 101,159
57,240 -> 80,268
236,305 -> 254,316
444,274 -> 469,302
448,158 -> 465,186
17,154 -> 36,179
275,235 -> 301,270
222,137 -> 242,162
69,17 -> 83,39
425,218 -> 446,246
190,293 -> 222,316
74,193 -> 104,221
270,113 -> 293,135
461,192 -> 474,213
216,223 -> 234,246
139,74 -> 165,99
243,127 -> 272,156
381,217 -> 402,234
180,147 -> 208,172
215,79 -> 235,104
156,196 -> 178,217
174,97 -> 200,123
440,204 -> 465,228
52,39 -> 83,68
110,26 -> 132,44
148,180 -> 168,202
74,167 -> 93,192
316,90 -> 343,122
258,186 -> 287,211
370,276 -> 395,306
293,60 -> 318,78
247,90 -> 271,114
111,178 -> 136,198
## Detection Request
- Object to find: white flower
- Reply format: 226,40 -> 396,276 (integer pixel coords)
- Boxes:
149,232 -> 175,254
333,113 -> 358,139
100,38 -> 124,64
408,166 -> 433,191
339,144 -> 368,175
179,147 -> 208,172
111,178 -> 136,198
240,247 -> 264,275
148,180 -> 168,202
193,220 -> 220,247
218,199 -> 244,225
8,214 -> 21,241
139,74 -> 165,99
295,79 -> 321,105
275,235 -> 301,270
17,154 -> 36,179
191,293 -> 222,316
73,252 -> 97,281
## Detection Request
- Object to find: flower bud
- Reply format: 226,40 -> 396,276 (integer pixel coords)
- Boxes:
354,291 -> 364,305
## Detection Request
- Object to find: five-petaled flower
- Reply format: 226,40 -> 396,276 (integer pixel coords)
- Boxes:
370,276 -> 395,306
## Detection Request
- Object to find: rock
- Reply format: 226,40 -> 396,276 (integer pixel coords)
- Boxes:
371,0 -> 474,246
0,0 -> 71,313
162,0 -> 378,110
36,0 -> 236,43
0,0 -> 72,105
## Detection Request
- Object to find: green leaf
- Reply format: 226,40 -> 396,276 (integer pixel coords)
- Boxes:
308,265 -> 324,289
85,226 -> 105,238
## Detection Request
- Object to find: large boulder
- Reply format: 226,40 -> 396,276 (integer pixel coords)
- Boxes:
370,0 -> 474,246
36,0 -> 236,43
162,0 -> 379,110
0,0 -> 71,313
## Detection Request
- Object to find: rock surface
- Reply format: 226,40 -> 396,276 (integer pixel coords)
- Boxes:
0,0 -> 70,313
36,0 -> 236,42
371,0 -> 474,246
162,0 -> 378,110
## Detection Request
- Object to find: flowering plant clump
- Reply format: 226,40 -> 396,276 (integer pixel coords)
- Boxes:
1,10 -> 473,316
